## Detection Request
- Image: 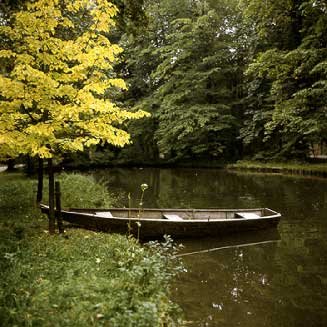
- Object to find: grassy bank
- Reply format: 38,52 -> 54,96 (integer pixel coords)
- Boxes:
227,160 -> 327,177
0,172 -> 183,326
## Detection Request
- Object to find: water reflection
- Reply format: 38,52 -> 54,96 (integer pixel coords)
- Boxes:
176,230 -> 280,258
175,241 -> 280,326
91,168 -> 327,327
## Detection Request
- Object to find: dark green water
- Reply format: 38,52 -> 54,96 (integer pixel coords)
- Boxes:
93,168 -> 327,327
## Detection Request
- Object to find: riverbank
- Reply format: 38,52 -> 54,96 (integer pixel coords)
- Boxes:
0,173 -> 182,326
227,161 -> 327,178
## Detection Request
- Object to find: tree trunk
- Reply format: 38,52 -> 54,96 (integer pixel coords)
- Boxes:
7,159 -> 15,171
37,158 -> 44,203
48,158 -> 56,235
25,156 -> 33,174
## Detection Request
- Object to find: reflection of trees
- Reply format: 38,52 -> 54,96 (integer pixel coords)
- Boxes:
156,168 -> 265,208
228,172 -> 327,220
92,168 -> 162,207
174,243 -> 279,327
91,168 -> 327,326
270,224 -> 327,327
175,233 -> 327,327
92,167 -> 327,213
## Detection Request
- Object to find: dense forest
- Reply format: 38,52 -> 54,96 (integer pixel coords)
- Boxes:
1,0 -> 326,167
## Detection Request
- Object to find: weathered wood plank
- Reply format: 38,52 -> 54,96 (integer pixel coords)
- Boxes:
162,214 -> 183,221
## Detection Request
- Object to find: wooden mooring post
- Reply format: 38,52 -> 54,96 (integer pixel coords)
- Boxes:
48,158 -> 55,234
55,181 -> 64,234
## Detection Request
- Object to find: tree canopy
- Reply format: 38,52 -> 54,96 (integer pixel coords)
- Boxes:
0,0 -> 148,161
117,0 -> 326,162
1,0 -> 326,165
240,0 -> 327,159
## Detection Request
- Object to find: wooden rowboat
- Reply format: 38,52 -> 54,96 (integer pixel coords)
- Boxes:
40,204 -> 281,240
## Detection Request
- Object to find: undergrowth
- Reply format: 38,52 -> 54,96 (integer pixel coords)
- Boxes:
44,172 -> 120,208
0,172 -> 183,326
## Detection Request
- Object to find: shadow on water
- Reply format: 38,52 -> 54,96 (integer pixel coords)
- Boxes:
91,168 -> 327,327
176,229 -> 281,258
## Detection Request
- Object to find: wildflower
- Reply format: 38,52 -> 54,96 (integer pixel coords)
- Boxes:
140,183 -> 148,192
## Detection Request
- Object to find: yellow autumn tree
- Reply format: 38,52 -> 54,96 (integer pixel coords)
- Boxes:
0,0 -> 149,233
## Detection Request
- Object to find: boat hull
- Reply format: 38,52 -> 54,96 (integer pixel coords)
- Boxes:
40,205 -> 281,240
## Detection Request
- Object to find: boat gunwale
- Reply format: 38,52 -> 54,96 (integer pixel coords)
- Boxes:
40,204 -> 281,222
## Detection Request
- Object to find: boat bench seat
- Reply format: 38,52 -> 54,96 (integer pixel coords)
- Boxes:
162,214 -> 183,221
234,212 -> 260,219
95,211 -> 113,218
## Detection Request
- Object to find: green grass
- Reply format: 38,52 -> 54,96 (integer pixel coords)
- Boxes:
44,172 -> 120,208
0,172 -> 183,327
227,160 -> 327,174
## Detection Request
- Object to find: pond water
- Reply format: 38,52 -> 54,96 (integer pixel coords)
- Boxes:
92,168 -> 327,327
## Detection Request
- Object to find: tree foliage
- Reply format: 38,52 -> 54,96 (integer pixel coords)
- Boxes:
240,0 -> 327,159
2,0 -> 325,165
0,0 -> 148,161
119,0 -> 242,162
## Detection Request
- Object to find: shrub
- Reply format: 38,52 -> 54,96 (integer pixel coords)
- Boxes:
49,172 -> 118,208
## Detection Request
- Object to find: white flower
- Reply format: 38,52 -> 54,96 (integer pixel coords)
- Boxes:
140,183 -> 148,191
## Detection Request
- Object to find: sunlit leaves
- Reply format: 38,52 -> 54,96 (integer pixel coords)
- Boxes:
0,0 -> 149,160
